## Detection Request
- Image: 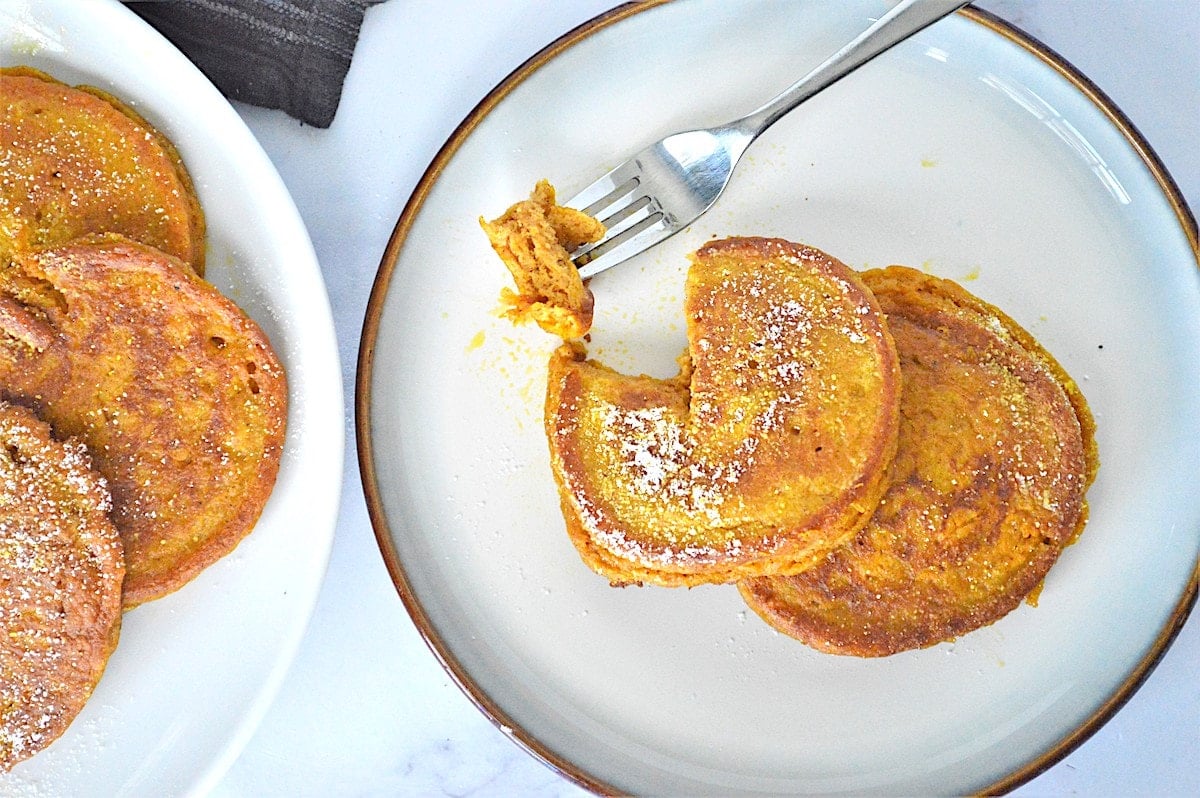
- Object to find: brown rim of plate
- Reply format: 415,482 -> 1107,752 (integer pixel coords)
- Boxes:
354,3 -> 1200,796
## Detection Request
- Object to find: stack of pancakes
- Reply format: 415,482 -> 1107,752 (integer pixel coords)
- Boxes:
483,188 -> 1097,661
0,67 -> 286,768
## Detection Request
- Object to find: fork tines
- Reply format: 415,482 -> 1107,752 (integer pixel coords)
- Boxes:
567,166 -> 671,278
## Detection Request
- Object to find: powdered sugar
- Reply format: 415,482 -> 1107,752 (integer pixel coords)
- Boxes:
0,403 -> 122,770
601,405 -> 687,495
551,239 -> 898,578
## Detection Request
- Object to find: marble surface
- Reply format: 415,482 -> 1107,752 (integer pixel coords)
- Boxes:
211,1 -> 1198,795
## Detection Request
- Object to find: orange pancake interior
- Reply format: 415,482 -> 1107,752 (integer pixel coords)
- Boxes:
480,179 -> 603,338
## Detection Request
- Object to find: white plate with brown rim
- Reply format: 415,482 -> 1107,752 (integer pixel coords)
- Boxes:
358,1 -> 1199,794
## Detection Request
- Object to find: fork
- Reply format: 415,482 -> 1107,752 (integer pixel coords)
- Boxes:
567,0 -> 971,278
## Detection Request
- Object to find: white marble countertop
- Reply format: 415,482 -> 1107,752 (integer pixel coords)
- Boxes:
212,1 -> 1198,795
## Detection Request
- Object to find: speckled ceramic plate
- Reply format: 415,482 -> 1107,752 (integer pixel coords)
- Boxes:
359,1 -> 1199,794
1,0 -> 343,794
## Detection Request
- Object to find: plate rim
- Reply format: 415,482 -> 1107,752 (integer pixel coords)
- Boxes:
355,2 -> 1200,794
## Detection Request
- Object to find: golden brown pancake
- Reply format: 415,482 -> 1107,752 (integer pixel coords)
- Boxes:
0,66 -> 205,278
480,179 -> 604,338
0,236 -> 286,607
0,400 -> 123,771
740,266 -> 1098,656
545,238 -> 900,586
0,293 -> 69,405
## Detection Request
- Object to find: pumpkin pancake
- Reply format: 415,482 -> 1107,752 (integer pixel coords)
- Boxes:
0,66 -> 205,280
480,179 -> 604,338
739,266 -> 1098,656
0,400 -> 123,771
0,293 -> 68,404
0,236 -> 286,607
545,238 -> 900,586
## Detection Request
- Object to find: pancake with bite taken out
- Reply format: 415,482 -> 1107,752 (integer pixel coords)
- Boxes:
545,237 -> 900,586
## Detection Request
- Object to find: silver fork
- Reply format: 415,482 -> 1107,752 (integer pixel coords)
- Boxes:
567,0 -> 970,278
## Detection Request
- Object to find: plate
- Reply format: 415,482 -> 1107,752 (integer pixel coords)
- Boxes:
0,0 -> 343,794
358,0 -> 1199,794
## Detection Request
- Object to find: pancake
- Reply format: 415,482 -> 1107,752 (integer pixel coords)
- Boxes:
739,266 -> 1098,656
480,179 -> 604,338
0,293 -> 69,405
0,66 -> 205,280
0,236 -> 286,607
545,237 -> 900,586
0,400 -> 123,771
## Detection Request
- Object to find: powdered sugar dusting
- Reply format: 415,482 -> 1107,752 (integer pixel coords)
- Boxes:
0,403 -> 123,771
554,239 -> 896,575
600,405 -> 686,495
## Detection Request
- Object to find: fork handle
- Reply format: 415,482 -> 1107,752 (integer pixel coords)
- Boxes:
737,0 -> 971,135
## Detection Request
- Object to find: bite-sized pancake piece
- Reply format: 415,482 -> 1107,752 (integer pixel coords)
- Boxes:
0,401 -> 123,771
480,179 -> 604,338
546,238 -> 900,586
0,66 -> 205,277
740,266 -> 1098,656
0,236 -> 286,607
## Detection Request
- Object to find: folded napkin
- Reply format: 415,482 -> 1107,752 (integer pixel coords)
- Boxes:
127,0 -> 377,127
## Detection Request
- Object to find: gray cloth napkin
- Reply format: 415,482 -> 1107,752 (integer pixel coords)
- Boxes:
128,0 -> 377,127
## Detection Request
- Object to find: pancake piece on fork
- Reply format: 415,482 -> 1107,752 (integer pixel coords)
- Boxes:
0,235 -> 286,607
0,400 -> 124,770
739,266 -> 1098,656
480,179 -> 604,338
0,66 -> 205,278
545,237 -> 900,586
